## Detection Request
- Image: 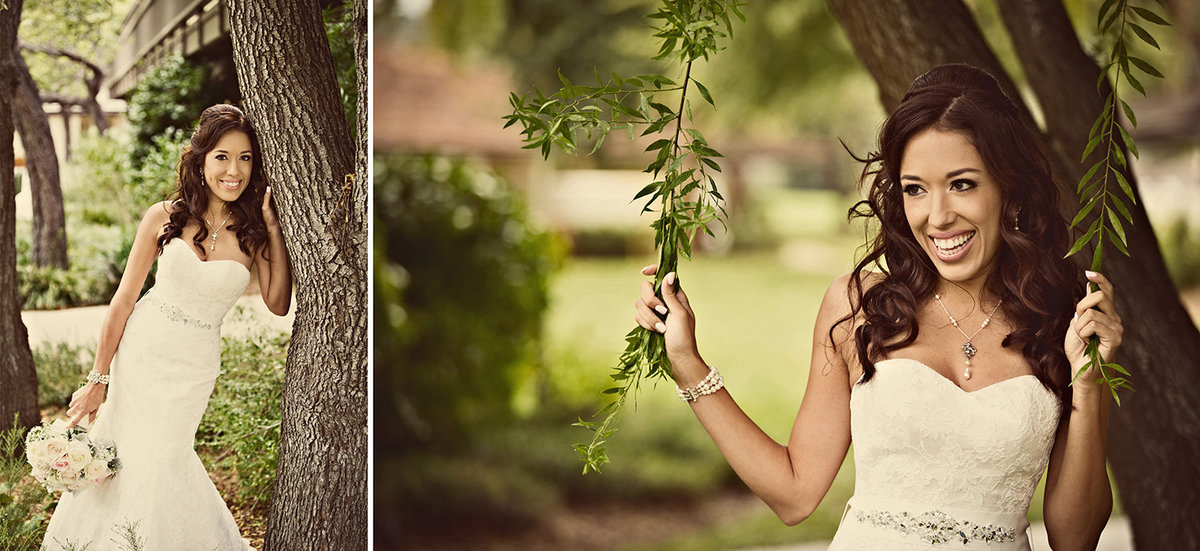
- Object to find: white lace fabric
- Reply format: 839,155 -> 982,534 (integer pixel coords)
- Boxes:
43,238 -> 253,551
829,358 -> 1061,550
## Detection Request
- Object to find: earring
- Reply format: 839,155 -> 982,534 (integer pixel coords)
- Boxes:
1014,208 -> 1022,232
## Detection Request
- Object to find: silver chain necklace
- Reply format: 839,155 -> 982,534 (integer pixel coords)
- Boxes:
933,293 -> 1003,380
205,208 -> 233,251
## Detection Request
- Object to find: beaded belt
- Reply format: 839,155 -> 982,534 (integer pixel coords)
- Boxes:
854,508 -> 1017,545
145,295 -> 215,330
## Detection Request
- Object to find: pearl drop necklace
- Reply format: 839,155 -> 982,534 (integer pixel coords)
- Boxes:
205,208 -> 233,251
933,293 -> 1003,380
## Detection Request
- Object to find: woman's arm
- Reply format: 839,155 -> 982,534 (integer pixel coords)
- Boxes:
254,185 -> 292,316
635,268 -> 856,525
1043,271 -> 1123,550
66,202 -> 171,427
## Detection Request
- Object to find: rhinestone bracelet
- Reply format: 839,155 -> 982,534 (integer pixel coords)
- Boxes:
676,366 -> 724,402
86,370 -> 110,386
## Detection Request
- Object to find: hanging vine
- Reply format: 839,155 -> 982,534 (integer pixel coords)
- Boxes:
505,0 -> 744,473
1069,0 -> 1169,404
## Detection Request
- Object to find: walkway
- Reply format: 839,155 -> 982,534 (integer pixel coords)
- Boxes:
21,293 -> 294,348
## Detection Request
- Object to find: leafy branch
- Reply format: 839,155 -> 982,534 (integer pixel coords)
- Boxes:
504,0 -> 744,473
1068,0 -> 1168,404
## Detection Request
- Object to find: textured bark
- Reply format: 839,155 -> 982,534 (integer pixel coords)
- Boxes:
830,0 -> 1200,547
0,0 -> 40,431
227,1 -> 367,550
997,2 -> 1200,549
13,52 -> 67,268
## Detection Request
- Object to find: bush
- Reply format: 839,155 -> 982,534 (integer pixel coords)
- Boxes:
126,55 -> 219,165
195,325 -> 289,511
373,154 -> 563,456
0,417 -> 50,550
34,342 -> 92,410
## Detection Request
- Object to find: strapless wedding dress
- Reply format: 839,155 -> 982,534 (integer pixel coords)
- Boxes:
43,238 -> 253,551
829,358 -> 1061,550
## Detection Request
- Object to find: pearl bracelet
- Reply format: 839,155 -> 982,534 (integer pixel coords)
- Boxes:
676,365 -> 724,402
86,370 -> 110,386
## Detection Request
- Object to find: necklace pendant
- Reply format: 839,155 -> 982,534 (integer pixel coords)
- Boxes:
961,341 -> 977,360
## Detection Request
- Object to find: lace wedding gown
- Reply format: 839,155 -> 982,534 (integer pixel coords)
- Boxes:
829,358 -> 1061,550
43,238 -> 253,551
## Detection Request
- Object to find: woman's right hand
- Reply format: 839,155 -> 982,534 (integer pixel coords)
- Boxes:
66,383 -> 106,428
634,264 -> 708,385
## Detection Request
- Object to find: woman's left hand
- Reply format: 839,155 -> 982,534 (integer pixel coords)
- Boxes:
262,185 -> 280,231
1064,271 -> 1124,379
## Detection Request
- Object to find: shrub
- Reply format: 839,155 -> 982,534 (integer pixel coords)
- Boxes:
373,154 -> 563,455
34,342 -> 92,410
196,325 -> 289,510
0,417 -> 49,551
126,55 -> 219,165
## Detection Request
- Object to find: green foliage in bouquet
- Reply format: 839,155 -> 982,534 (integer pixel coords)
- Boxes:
505,0 -> 744,473
1068,0 -> 1169,404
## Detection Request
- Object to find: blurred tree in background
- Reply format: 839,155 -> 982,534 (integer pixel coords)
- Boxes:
374,154 -> 561,451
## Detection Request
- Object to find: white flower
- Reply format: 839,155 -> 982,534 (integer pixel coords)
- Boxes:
84,460 -> 111,482
65,441 -> 92,469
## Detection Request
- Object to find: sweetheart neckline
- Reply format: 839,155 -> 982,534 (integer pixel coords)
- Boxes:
166,238 -> 251,274
865,357 -> 1044,396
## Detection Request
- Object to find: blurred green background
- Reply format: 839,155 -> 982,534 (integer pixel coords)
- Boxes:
372,1 -> 1200,549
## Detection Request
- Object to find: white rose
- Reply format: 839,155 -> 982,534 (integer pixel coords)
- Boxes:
42,437 -> 69,463
84,460 -> 110,482
65,441 -> 92,469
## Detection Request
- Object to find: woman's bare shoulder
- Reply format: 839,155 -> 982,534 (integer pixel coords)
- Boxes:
823,271 -> 886,313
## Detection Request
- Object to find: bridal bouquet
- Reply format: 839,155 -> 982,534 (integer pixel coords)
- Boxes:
24,419 -> 121,493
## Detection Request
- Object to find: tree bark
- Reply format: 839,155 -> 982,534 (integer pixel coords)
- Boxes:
996,2 -> 1200,549
13,51 -> 67,268
830,0 -> 1200,547
227,1 -> 367,550
0,0 -> 40,432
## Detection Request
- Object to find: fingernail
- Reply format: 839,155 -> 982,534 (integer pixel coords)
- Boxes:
654,322 -> 667,333
666,272 -> 676,286
1085,270 -> 1097,278
655,305 -> 668,315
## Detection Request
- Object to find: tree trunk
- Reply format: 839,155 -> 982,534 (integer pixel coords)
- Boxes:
996,2 -> 1200,549
829,0 -> 1200,547
227,1 -> 367,550
13,52 -> 67,268
0,0 -> 40,432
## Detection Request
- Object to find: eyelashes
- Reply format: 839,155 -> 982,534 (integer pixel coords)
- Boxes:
901,179 -> 978,196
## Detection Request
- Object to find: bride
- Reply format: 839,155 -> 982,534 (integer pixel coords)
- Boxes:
42,104 -> 292,550
634,64 -> 1121,549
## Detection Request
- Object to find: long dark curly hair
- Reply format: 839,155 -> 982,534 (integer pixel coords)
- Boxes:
834,64 -> 1080,402
156,104 -> 268,259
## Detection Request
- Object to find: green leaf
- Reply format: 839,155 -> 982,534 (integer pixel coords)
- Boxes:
1078,159 -> 1105,193
1116,124 -> 1138,158
1097,0 -> 1119,28
1129,56 -> 1164,79
702,157 -> 722,172
1120,99 -> 1138,128
1113,169 -> 1136,203
1070,197 -> 1100,229
1107,227 -> 1131,256
1107,207 -> 1128,245
693,79 -> 715,107
1124,70 -> 1146,95
1131,6 -> 1170,25
1129,23 -> 1161,50
1081,133 -> 1104,163
1091,236 -> 1104,270
1109,192 -> 1133,223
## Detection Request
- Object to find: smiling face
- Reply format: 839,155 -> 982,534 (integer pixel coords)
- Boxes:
899,128 -> 1004,289
201,130 -> 254,205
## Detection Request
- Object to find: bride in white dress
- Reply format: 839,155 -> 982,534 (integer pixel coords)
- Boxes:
633,64 -> 1122,549
42,104 -> 292,550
